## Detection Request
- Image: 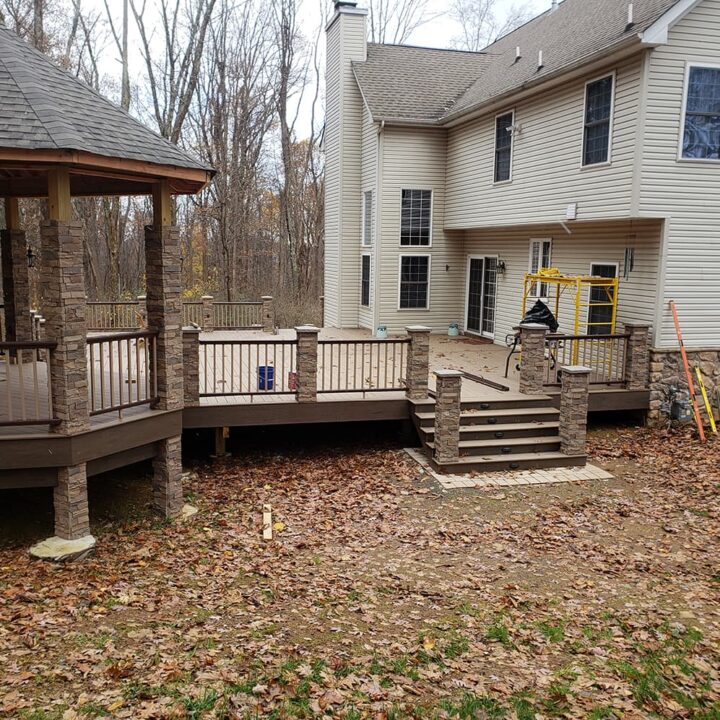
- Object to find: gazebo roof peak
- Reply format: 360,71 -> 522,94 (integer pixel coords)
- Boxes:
0,25 -> 213,197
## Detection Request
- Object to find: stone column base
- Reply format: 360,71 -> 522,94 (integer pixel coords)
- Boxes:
153,435 -> 184,518
54,463 -> 90,540
30,535 -> 96,562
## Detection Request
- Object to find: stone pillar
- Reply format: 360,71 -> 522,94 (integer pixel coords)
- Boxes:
153,435 -> 184,518
405,326 -> 431,400
54,462 -> 90,540
433,370 -> 463,464
624,322 -> 651,391
295,325 -> 320,403
559,365 -> 591,456
40,220 -> 90,434
201,295 -> 214,331
1,228 -> 33,344
261,296 -> 275,332
182,327 -> 200,406
518,323 -> 548,395
145,225 -> 183,411
136,295 -> 147,329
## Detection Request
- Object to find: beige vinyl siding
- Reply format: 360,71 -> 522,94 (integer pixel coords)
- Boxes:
463,220 -> 662,345
445,55 -> 643,230
358,104 -> 377,330
639,0 -> 720,348
376,127 -> 466,334
324,11 -> 366,328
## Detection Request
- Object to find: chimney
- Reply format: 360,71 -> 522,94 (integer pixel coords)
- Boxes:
626,3 -> 635,30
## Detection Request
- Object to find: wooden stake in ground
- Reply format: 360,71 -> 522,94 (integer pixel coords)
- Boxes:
669,301 -> 706,442
262,504 -> 273,541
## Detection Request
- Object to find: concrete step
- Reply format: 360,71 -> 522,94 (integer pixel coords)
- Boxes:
427,436 -> 561,457
430,452 -> 587,475
420,421 -> 560,442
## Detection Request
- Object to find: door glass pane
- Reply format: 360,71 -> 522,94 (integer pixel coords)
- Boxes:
482,258 -> 497,336
588,263 -> 617,335
467,259 -> 483,333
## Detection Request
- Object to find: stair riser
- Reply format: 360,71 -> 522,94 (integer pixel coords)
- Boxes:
458,441 -> 561,457
459,398 -> 552,411
459,412 -> 560,426
431,455 -> 587,474
422,426 -> 560,441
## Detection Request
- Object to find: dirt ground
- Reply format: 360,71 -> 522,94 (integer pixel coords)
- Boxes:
0,424 -> 718,719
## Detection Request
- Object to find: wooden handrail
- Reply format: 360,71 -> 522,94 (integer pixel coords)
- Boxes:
87,330 -> 158,343
0,340 -> 57,350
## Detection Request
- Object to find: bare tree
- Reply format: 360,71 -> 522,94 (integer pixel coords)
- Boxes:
366,0 -> 437,45
449,0 -> 532,51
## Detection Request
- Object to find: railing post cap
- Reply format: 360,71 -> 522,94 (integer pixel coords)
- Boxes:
136,294 -> 147,300
623,321 -> 651,329
406,325 -> 432,333
519,323 -> 548,332
261,295 -> 273,301
434,369 -> 464,378
182,325 -> 201,334
201,295 -> 214,300
295,325 -> 320,334
560,365 -> 593,375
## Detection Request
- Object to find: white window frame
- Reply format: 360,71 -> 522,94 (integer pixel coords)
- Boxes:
678,61 -> 720,163
397,253 -> 431,311
587,261 -> 619,334
528,238 -> 553,298
581,71 -> 616,168
399,189 -> 433,248
493,109 -> 515,185
362,190 -> 373,246
360,252 -> 372,308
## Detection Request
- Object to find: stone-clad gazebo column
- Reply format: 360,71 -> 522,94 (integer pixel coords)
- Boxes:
1,198 -> 33,344
146,181 -> 184,519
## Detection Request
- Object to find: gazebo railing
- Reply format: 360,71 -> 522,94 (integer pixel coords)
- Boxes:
86,331 -> 158,417
0,341 -> 57,426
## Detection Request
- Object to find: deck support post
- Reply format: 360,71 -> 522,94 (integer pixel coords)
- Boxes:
182,327 -> 201,406
295,325 -> 320,403
153,435 -> 184,518
54,462 -> 91,540
261,296 -> 275,332
559,365 -> 591,456
518,323 -> 548,395
1,198 -> 33,345
433,370 -> 463,464
201,295 -> 214,331
624,322 -> 651,391
405,326 -> 431,399
40,219 -> 90,434
213,427 -> 229,457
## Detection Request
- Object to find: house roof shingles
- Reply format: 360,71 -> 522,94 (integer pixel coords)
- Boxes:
353,0 -> 683,125
0,25 -> 210,172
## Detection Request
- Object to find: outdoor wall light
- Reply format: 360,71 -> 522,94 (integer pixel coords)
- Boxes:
27,246 -> 37,268
497,260 -> 507,276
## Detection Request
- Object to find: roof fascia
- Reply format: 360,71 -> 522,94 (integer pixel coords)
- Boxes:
639,0 -> 703,45
441,37 -> 642,128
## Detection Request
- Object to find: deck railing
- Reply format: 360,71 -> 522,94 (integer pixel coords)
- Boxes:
183,302 -> 203,326
86,331 -> 158,417
87,301 -> 143,331
199,339 -> 298,398
0,341 -> 57,426
213,302 -> 263,329
543,333 -> 629,386
317,339 -> 410,393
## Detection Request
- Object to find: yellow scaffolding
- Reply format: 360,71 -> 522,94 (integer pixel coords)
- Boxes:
522,268 -> 619,336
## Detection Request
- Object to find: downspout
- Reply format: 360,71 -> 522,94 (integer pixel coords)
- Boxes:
372,120 -> 385,332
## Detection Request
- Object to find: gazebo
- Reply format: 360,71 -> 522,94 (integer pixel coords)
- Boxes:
0,26 -> 213,558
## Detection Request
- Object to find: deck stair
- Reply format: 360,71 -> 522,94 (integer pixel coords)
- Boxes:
412,395 -> 586,474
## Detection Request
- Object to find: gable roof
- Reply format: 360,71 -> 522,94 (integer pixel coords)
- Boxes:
0,25 -> 211,175
353,0 -> 686,126
352,44 -> 488,123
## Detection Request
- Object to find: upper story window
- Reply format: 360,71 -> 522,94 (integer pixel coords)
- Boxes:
494,111 -> 514,183
682,65 -> 720,160
583,75 -> 614,166
362,190 -> 373,245
400,189 -> 432,246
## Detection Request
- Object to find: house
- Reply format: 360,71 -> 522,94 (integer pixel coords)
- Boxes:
323,0 -> 720,419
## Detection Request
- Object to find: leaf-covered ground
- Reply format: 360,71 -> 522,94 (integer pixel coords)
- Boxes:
1,426 -> 719,719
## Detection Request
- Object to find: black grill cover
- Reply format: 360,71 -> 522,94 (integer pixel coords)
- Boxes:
521,300 -> 559,333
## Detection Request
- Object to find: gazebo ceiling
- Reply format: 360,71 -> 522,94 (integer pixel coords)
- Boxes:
0,26 -> 214,198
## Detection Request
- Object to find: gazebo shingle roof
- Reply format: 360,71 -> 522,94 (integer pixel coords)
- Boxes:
0,25 -> 210,173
